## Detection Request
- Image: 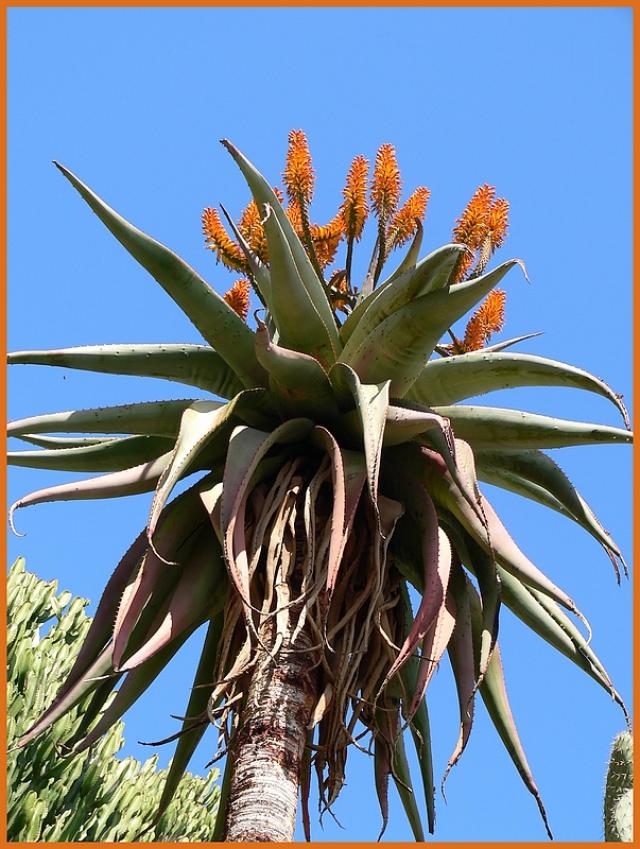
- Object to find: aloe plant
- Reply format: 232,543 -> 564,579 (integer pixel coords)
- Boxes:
8,131 -> 631,841
7,557 -> 219,841
604,731 -> 634,842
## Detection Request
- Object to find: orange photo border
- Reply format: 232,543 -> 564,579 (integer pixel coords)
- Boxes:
0,3 -> 636,847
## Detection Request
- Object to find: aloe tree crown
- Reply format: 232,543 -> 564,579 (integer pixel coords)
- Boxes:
8,130 -> 631,840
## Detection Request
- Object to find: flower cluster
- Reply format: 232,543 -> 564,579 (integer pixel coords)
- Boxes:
203,131 -> 509,348
460,289 -> 507,352
452,184 -> 509,282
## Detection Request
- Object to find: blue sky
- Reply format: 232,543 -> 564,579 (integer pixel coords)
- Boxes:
7,6 -> 632,842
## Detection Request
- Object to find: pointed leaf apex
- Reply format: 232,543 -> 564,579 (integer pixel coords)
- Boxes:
8,502 -> 26,537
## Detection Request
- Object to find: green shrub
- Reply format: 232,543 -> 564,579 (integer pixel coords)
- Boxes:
7,557 -> 219,841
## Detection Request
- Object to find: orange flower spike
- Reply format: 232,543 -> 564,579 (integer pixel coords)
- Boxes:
473,196 -> 510,277
452,184 -> 495,250
238,200 -> 268,263
311,215 -> 345,269
283,130 -> 315,207
451,184 -> 496,282
388,186 -> 431,249
238,199 -> 261,239
223,279 -> 251,322
486,197 -> 510,251
340,155 -> 369,241
461,289 -> 506,352
451,250 -> 475,284
371,143 -> 401,222
202,207 -> 247,272
285,200 -> 304,237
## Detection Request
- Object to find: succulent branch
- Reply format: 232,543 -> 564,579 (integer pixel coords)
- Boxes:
604,731 -> 634,842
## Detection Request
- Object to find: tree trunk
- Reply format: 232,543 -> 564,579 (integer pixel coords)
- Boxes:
223,629 -> 317,841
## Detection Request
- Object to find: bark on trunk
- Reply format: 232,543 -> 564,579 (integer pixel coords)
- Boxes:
223,630 -> 317,841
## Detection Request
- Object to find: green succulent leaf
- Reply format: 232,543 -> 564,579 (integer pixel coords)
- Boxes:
446,521 -> 501,683
392,730 -> 426,842
529,585 -> 628,723
444,563 -> 476,789
343,260 -> 520,395
312,426 -> 367,594
8,399 -> 199,438
13,434 -> 120,449
417,443 -> 587,623
373,730 -> 392,839
221,139 -> 340,357
220,202 -> 274,307
146,401 -> 231,546
69,623 -> 201,756
481,653 -> 552,839
255,319 -> 340,421
467,579 -> 553,840
382,404 -> 452,447
144,390 -> 276,552
212,749 -> 235,841
474,448 -> 626,579
410,351 -> 629,425
497,566 -> 624,709
10,453 -> 172,534
433,405 -> 633,450
8,435 -> 173,472
300,731 -> 314,841
54,162 -> 265,388
384,414 -> 485,528
65,539 -> 209,751
341,243 -> 466,357
61,676 -> 124,753
8,344 -> 244,399
381,488 -> 451,692
400,670 -> 435,836
408,594 -> 457,719
112,489 -> 214,668
260,205 -> 337,366
118,533 -> 227,672
330,364 -> 389,515
49,529 -> 149,707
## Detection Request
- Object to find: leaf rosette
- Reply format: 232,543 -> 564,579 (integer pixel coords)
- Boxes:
8,131 -> 631,840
